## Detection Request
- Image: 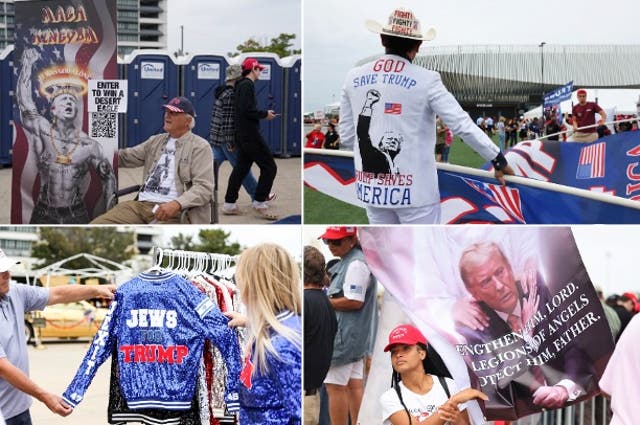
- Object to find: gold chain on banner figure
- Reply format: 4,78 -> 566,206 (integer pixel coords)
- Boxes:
49,117 -> 81,164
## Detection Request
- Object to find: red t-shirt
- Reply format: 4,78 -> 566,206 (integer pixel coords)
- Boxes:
572,102 -> 603,133
305,130 -> 325,148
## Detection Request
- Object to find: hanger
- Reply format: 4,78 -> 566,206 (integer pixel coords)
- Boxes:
145,247 -> 165,274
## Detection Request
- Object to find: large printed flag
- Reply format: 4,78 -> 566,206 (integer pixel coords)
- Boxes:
304,133 -> 640,223
491,132 -> 640,200
12,0 -> 118,224
357,227 -> 614,422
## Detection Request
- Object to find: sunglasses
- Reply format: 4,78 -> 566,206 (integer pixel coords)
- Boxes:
322,238 -> 345,247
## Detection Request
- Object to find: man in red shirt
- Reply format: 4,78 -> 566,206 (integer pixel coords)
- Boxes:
571,89 -> 607,143
305,124 -> 326,148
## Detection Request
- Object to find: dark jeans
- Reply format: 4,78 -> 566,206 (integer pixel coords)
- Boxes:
6,410 -> 32,425
224,140 -> 277,204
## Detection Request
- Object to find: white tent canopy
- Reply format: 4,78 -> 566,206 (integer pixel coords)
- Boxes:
26,253 -> 135,287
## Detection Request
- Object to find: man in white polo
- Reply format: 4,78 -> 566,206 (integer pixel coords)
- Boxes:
0,249 -> 116,424
339,7 -> 514,224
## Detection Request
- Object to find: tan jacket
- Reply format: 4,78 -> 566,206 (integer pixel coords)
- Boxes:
118,131 -> 213,224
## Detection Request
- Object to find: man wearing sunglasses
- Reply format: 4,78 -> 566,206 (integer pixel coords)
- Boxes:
318,227 -> 377,425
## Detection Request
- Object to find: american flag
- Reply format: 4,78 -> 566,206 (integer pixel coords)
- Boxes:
384,102 -> 402,114
576,142 -> 605,179
466,179 -> 526,223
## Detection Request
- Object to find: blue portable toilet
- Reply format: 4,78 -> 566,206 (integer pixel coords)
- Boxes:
282,55 -> 301,157
123,50 -> 179,147
181,54 -> 229,141
235,53 -> 284,156
116,58 -> 127,148
0,46 -> 14,166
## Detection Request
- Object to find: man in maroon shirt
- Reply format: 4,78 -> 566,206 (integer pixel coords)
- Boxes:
571,89 -> 607,143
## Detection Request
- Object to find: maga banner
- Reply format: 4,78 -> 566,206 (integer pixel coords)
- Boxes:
358,227 -> 614,422
12,0 -> 118,224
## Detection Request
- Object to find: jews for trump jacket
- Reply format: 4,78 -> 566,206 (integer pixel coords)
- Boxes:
62,271 -> 241,412
340,54 -> 500,209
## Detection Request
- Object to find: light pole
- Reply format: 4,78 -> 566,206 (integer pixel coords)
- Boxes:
539,42 -> 546,113
179,25 -> 184,56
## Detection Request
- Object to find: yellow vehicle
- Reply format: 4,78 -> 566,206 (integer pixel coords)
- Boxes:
25,300 -> 109,344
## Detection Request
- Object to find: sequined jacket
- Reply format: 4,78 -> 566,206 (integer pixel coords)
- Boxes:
62,271 -> 241,412
239,311 -> 301,425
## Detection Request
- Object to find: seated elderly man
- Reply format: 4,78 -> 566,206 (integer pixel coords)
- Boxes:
92,97 -> 213,224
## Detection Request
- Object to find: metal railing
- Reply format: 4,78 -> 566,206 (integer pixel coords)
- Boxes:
501,396 -> 612,425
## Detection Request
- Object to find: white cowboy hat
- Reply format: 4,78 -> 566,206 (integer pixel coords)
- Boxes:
365,7 -> 436,41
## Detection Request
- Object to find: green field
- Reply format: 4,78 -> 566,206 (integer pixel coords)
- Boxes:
304,135 -> 499,224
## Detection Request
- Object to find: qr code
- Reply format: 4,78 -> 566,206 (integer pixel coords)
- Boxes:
90,112 -> 117,138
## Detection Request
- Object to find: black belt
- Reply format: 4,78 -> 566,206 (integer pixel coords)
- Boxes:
304,388 -> 319,396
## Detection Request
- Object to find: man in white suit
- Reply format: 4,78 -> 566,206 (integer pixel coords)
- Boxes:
339,7 -> 514,224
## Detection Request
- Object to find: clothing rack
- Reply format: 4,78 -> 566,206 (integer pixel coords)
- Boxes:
150,247 -> 238,276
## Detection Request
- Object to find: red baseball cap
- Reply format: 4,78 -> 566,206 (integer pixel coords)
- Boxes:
577,89 -> 587,96
318,226 -> 357,240
384,324 -> 427,352
242,58 -> 265,72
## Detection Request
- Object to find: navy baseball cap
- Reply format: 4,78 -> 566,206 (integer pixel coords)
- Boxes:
163,96 -> 196,117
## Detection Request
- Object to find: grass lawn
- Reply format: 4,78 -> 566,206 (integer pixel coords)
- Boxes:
304,135 -> 499,224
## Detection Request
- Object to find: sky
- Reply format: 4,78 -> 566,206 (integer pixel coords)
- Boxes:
165,0 -> 301,57
161,225 -> 302,260
304,0 -> 640,112
303,226 -> 640,296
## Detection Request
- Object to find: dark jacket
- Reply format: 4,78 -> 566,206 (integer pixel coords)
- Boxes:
210,84 -> 235,148
456,278 -> 596,420
234,77 -> 267,149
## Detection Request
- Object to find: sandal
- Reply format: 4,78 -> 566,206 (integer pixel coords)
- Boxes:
253,207 -> 278,221
222,205 -> 242,215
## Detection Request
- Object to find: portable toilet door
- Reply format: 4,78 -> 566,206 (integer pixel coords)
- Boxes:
282,55 -> 301,157
0,46 -> 14,166
236,53 -> 284,156
124,50 -> 179,147
182,54 -> 228,141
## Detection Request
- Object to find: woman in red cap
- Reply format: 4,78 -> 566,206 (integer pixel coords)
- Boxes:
380,324 -> 487,424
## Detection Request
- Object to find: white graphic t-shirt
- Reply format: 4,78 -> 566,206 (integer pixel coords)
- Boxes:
380,376 -> 465,424
139,137 -> 180,203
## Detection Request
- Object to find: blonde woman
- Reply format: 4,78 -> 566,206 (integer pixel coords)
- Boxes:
224,243 -> 302,424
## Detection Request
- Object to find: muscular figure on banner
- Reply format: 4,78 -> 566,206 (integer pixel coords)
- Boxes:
454,242 -> 595,418
16,48 -> 116,224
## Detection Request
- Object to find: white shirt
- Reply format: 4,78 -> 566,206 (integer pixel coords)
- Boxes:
380,376 -> 465,424
340,54 -> 499,209
139,137 -> 180,203
599,314 -> 640,425
342,259 -> 371,303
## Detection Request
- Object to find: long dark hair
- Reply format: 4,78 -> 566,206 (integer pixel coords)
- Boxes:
390,343 -> 452,424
